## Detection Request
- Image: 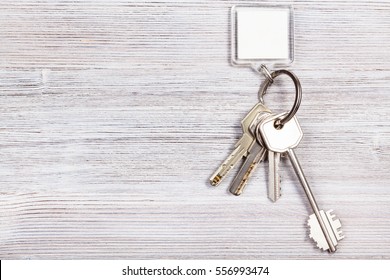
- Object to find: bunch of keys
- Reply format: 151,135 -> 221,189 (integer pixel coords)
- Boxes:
209,68 -> 344,252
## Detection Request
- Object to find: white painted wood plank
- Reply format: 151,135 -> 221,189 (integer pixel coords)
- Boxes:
0,0 -> 390,259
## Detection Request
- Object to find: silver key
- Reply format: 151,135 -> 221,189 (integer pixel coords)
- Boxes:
229,112 -> 270,195
268,150 -> 281,202
259,113 -> 343,252
210,103 -> 271,186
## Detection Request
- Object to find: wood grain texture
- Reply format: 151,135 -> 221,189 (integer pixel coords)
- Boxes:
0,0 -> 390,259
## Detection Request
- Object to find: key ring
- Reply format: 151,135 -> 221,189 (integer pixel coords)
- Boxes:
258,69 -> 302,128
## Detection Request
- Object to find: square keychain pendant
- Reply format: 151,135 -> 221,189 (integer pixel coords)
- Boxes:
231,5 -> 294,67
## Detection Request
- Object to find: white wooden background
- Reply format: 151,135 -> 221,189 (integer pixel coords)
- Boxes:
0,0 -> 389,259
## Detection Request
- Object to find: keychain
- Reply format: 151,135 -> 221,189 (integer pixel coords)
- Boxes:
209,5 -> 344,252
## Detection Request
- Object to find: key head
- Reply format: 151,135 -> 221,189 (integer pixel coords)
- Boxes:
259,113 -> 303,153
241,103 -> 271,136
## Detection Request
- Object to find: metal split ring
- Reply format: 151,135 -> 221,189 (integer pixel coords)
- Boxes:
259,64 -> 274,84
258,69 -> 302,128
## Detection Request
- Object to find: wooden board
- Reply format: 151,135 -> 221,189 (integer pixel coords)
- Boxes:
0,0 -> 389,259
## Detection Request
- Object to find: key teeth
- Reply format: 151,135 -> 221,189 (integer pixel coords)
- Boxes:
335,228 -> 344,241
327,209 -> 335,219
308,234 -> 328,251
307,214 -> 329,251
325,209 -> 344,241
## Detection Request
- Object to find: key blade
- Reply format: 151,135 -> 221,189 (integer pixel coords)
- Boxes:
229,111 -> 271,195
229,141 -> 266,195
209,140 -> 249,186
268,151 -> 281,202
287,147 -> 337,252
325,210 -> 344,241
308,209 -> 343,252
